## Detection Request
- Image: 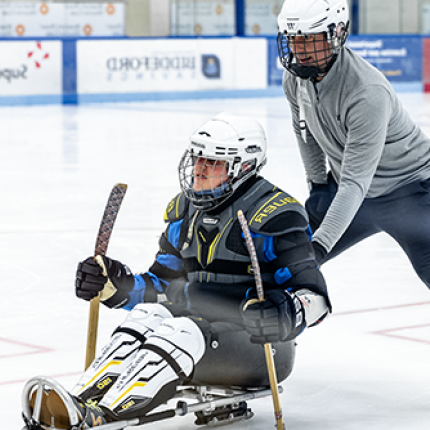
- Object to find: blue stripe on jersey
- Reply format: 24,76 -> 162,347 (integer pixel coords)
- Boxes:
274,267 -> 293,284
167,219 -> 183,248
124,274 -> 147,311
306,224 -> 313,240
263,236 -> 276,262
244,232 -> 292,285
156,253 -> 184,272
146,271 -> 165,292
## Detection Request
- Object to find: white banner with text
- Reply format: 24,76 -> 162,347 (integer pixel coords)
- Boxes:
77,38 -> 267,94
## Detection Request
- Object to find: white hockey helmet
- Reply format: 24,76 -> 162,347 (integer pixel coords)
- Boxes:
178,113 -> 267,210
277,0 -> 350,80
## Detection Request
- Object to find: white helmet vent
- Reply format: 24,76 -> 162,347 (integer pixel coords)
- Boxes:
310,17 -> 327,29
215,146 -> 239,156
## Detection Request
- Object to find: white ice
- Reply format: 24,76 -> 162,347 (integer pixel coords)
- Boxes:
1,93 -> 429,429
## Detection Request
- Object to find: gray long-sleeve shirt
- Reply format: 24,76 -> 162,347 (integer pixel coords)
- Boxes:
283,46 -> 430,253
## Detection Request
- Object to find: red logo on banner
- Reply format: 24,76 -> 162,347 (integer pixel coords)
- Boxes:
83,25 -> 93,36
106,4 -> 115,15
15,25 -> 25,36
215,5 -> 223,15
40,3 -> 49,15
252,24 -> 261,35
28,42 -> 50,69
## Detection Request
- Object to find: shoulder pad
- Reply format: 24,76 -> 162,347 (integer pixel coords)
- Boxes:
163,193 -> 189,223
247,190 -> 308,236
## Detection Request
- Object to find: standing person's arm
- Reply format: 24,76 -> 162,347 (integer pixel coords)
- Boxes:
312,85 -> 391,256
283,73 -> 327,186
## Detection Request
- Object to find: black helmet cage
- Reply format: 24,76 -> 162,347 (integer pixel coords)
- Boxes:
277,21 -> 349,80
178,148 -> 260,211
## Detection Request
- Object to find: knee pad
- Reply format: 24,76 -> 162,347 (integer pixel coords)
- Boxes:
72,303 -> 173,401
99,316 -> 205,419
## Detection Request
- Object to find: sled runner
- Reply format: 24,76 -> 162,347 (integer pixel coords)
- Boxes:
22,375 -> 282,429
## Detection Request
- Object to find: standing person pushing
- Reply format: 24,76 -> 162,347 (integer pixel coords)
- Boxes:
277,0 -> 430,290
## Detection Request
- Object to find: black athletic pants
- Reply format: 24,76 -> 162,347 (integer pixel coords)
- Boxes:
306,176 -> 430,289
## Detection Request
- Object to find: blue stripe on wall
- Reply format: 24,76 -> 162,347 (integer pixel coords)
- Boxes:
77,87 -> 284,104
62,40 -> 77,104
0,95 -> 63,106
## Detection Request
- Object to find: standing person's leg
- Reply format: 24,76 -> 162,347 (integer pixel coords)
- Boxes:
379,179 -> 430,289
305,176 -> 381,263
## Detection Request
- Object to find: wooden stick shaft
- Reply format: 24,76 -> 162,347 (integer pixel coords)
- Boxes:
237,210 -> 285,430
84,183 -> 127,370
264,344 -> 284,429
85,296 -> 100,369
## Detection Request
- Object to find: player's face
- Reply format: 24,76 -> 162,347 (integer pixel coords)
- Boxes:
288,33 -> 332,80
193,157 -> 229,192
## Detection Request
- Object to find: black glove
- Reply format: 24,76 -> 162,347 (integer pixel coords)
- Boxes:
312,241 -> 328,265
241,289 -> 305,344
305,174 -> 337,233
75,256 -> 135,309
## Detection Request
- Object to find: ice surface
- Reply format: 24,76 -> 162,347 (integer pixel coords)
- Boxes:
1,93 -> 429,429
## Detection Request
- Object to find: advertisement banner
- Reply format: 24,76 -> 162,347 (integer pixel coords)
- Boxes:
268,35 -> 422,86
170,0 -> 234,36
0,40 -> 62,96
245,1 -> 281,36
0,2 -> 124,37
77,38 -> 267,94
347,35 -> 422,83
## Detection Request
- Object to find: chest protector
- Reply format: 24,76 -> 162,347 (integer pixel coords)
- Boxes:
164,178 -> 308,285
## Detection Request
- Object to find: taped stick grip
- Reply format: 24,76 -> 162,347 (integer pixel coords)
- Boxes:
95,255 -> 117,302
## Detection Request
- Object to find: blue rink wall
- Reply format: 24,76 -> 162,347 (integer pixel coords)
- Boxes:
0,35 -> 425,106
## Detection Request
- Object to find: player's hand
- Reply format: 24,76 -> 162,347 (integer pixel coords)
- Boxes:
312,241 -> 328,265
75,256 -> 135,309
241,289 -> 305,344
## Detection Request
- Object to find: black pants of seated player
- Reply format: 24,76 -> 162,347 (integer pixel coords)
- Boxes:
163,281 -> 295,388
306,176 -> 430,289
191,322 -> 295,387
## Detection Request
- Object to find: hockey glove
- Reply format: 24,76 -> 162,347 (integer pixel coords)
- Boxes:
241,289 -> 306,344
305,173 -> 337,233
75,256 -> 135,309
312,241 -> 328,265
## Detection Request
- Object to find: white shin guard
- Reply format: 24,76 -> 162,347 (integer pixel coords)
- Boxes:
99,316 -> 206,419
72,303 -> 173,401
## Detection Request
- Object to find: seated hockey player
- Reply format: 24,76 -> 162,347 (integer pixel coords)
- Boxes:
23,113 -> 331,429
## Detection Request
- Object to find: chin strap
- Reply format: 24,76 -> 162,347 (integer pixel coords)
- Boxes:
296,77 -> 307,143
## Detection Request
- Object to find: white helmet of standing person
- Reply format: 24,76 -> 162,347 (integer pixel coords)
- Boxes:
178,113 -> 267,210
277,0 -> 350,80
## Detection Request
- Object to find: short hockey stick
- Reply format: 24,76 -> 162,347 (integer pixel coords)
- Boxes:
85,183 -> 128,370
238,210 -> 285,430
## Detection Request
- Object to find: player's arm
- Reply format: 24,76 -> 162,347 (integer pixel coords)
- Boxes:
75,220 -> 186,310
241,199 -> 330,344
76,194 -> 189,310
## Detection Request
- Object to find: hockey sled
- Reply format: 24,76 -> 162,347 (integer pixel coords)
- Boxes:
22,375 -> 282,429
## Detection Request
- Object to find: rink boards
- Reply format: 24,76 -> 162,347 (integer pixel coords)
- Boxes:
0,35 -> 427,105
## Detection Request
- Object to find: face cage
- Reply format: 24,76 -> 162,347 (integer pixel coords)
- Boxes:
277,32 -> 338,80
178,151 -> 235,211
